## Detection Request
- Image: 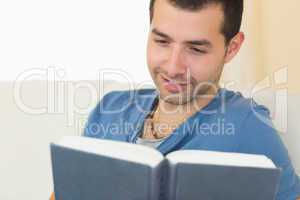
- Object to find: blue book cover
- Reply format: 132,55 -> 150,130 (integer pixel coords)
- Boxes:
50,136 -> 281,200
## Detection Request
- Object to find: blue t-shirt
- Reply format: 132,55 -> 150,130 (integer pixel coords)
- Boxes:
83,88 -> 300,200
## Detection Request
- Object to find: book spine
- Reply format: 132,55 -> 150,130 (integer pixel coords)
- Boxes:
164,161 -> 177,200
158,160 -> 175,200
146,159 -> 167,200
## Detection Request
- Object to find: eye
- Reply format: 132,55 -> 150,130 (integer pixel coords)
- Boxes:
154,39 -> 169,46
189,47 -> 207,54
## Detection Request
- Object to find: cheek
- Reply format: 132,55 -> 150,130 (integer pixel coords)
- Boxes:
187,54 -> 222,82
147,42 -> 169,68
147,44 -> 158,70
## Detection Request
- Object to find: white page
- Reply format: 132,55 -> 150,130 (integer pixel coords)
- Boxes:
166,150 -> 276,169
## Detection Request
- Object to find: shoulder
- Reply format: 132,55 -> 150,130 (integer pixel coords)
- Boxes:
223,90 -> 287,162
222,89 -> 294,166
214,89 -> 272,133
221,89 -> 271,120
220,89 -> 280,148
223,92 -> 300,199
83,88 -> 157,138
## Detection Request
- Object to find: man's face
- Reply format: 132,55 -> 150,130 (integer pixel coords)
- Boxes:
147,0 -> 229,105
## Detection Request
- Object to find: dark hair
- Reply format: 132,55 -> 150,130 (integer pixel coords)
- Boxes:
149,0 -> 244,44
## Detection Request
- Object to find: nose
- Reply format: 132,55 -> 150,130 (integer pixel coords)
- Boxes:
164,46 -> 187,78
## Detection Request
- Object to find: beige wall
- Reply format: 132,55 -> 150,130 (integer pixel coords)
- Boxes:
222,0 -> 300,94
221,0 -> 264,90
261,0 -> 300,94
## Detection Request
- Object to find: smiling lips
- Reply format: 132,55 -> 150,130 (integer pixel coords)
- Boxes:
161,75 -> 188,93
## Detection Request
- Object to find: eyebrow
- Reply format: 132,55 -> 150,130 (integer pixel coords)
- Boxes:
185,40 -> 212,48
152,28 -> 173,41
152,28 -> 212,48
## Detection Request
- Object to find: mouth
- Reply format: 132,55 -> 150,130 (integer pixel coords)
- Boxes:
160,75 -> 188,93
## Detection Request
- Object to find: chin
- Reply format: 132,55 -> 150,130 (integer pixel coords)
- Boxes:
158,89 -> 194,105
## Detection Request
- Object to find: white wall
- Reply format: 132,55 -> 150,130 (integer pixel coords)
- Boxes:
0,0 -> 152,82
1,0 -> 299,92
0,0 -> 267,89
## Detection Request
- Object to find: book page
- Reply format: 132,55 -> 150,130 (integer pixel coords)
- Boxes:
166,150 -> 276,169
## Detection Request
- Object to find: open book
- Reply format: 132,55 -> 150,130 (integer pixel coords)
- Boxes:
50,136 -> 281,200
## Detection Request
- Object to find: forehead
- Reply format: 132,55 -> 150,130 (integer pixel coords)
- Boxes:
151,0 -> 224,41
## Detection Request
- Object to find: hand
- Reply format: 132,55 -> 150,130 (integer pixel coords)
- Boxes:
49,192 -> 55,200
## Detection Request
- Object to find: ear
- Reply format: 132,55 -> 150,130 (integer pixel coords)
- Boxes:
224,32 -> 245,64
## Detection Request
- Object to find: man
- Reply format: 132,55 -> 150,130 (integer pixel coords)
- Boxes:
50,0 -> 300,199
